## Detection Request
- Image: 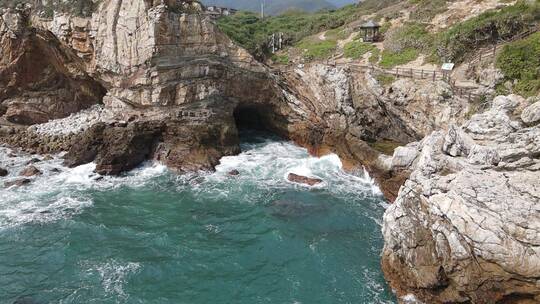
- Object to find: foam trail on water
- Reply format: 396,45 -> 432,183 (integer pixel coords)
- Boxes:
0,146 -> 168,229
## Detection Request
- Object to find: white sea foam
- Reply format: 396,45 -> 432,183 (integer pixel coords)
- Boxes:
0,146 -> 168,229
86,260 -> 141,298
212,138 -> 383,199
0,135 -> 383,229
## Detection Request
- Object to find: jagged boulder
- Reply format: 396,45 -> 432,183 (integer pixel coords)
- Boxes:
382,95 -> 540,303
19,165 -> 42,177
521,99 -> 540,126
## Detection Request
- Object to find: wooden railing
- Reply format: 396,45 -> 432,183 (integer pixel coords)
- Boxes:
468,25 -> 540,65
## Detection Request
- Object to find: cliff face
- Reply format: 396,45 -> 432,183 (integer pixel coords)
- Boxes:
0,0 -> 294,173
0,7 -> 104,125
382,95 -> 540,303
281,63 -> 472,200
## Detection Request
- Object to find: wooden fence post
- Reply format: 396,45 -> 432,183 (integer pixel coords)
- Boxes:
410,68 -> 413,78
432,71 -> 436,81
421,69 -> 424,79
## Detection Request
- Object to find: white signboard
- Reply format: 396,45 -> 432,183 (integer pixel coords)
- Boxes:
441,63 -> 455,71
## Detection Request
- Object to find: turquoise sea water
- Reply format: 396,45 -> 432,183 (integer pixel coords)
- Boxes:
0,133 -> 396,304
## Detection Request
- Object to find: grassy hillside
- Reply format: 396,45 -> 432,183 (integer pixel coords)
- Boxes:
496,32 -> 540,97
217,4 -> 359,57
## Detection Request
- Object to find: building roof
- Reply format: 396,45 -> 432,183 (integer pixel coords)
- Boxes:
360,20 -> 380,28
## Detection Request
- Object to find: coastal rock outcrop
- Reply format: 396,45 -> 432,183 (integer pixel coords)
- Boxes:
287,173 -> 323,186
0,7 -> 105,125
1,0 -> 293,173
382,95 -> 540,303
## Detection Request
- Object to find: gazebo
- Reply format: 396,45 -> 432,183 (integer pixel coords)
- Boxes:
359,20 -> 381,42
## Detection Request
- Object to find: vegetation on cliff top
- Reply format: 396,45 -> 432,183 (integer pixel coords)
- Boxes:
217,5 -> 358,57
432,0 -> 540,63
496,31 -> 540,97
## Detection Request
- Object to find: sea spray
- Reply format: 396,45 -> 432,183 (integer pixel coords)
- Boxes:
0,134 -> 396,303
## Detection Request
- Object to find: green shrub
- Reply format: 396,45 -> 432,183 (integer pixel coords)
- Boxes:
409,0 -> 448,22
325,27 -> 349,41
433,0 -> 540,63
375,74 -> 396,86
217,5 -> 358,57
380,48 -> 419,68
369,48 -> 381,64
343,40 -> 376,59
496,32 -> 540,97
384,22 -> 433,53
296,38 -> 337,60
271,54 -> 290,65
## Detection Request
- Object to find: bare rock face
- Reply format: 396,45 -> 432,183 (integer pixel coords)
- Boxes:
89,0 -> 280,109
287,173 -> 323,186
19,165 -> 42,176
382,95 -> 540,303
521,99 -> 540,126
5,178 -> 31,187
0,8 -> 105,125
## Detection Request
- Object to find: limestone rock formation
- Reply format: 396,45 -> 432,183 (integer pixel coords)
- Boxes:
382,95 -> 540,303
521,98 -> 540,126
0,7 -> 105,125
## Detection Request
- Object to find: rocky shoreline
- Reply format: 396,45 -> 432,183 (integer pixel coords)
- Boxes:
1,1 -> 540,303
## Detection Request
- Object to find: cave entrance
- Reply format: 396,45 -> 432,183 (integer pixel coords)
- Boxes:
233,104 -> 274,132
233,104 -> 286,145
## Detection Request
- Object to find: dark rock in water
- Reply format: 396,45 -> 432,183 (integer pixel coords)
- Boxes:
64,121 -> 163,175
13,296 -> 40,304
63,123 -> 106,168
50,168 -> 61,173
5,178 -> 31,187
0,167 -> 8,177
19,165 -> 42,177
287,173 -> 323,186
26,158 -> 41,164
270,200 -> 328,218
228,169 -> 240,176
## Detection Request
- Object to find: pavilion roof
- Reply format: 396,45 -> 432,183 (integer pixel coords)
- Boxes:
360,20 -> 380,28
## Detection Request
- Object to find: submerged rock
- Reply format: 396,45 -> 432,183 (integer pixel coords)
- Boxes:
0,167 -> 8,176
5,178 -> 31,187
228,170 -> 240,176
287,173 -> 323,186
270,200 -> 328,218
19,165 -> 42,177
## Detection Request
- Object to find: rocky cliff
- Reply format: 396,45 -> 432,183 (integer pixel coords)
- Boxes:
382,95 -> 540,303
1,0 -> 295,173
0,6 -> 104,125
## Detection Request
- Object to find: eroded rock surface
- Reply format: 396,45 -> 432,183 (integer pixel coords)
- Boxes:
382,95 -> 540,303
0,7 -> 105,125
